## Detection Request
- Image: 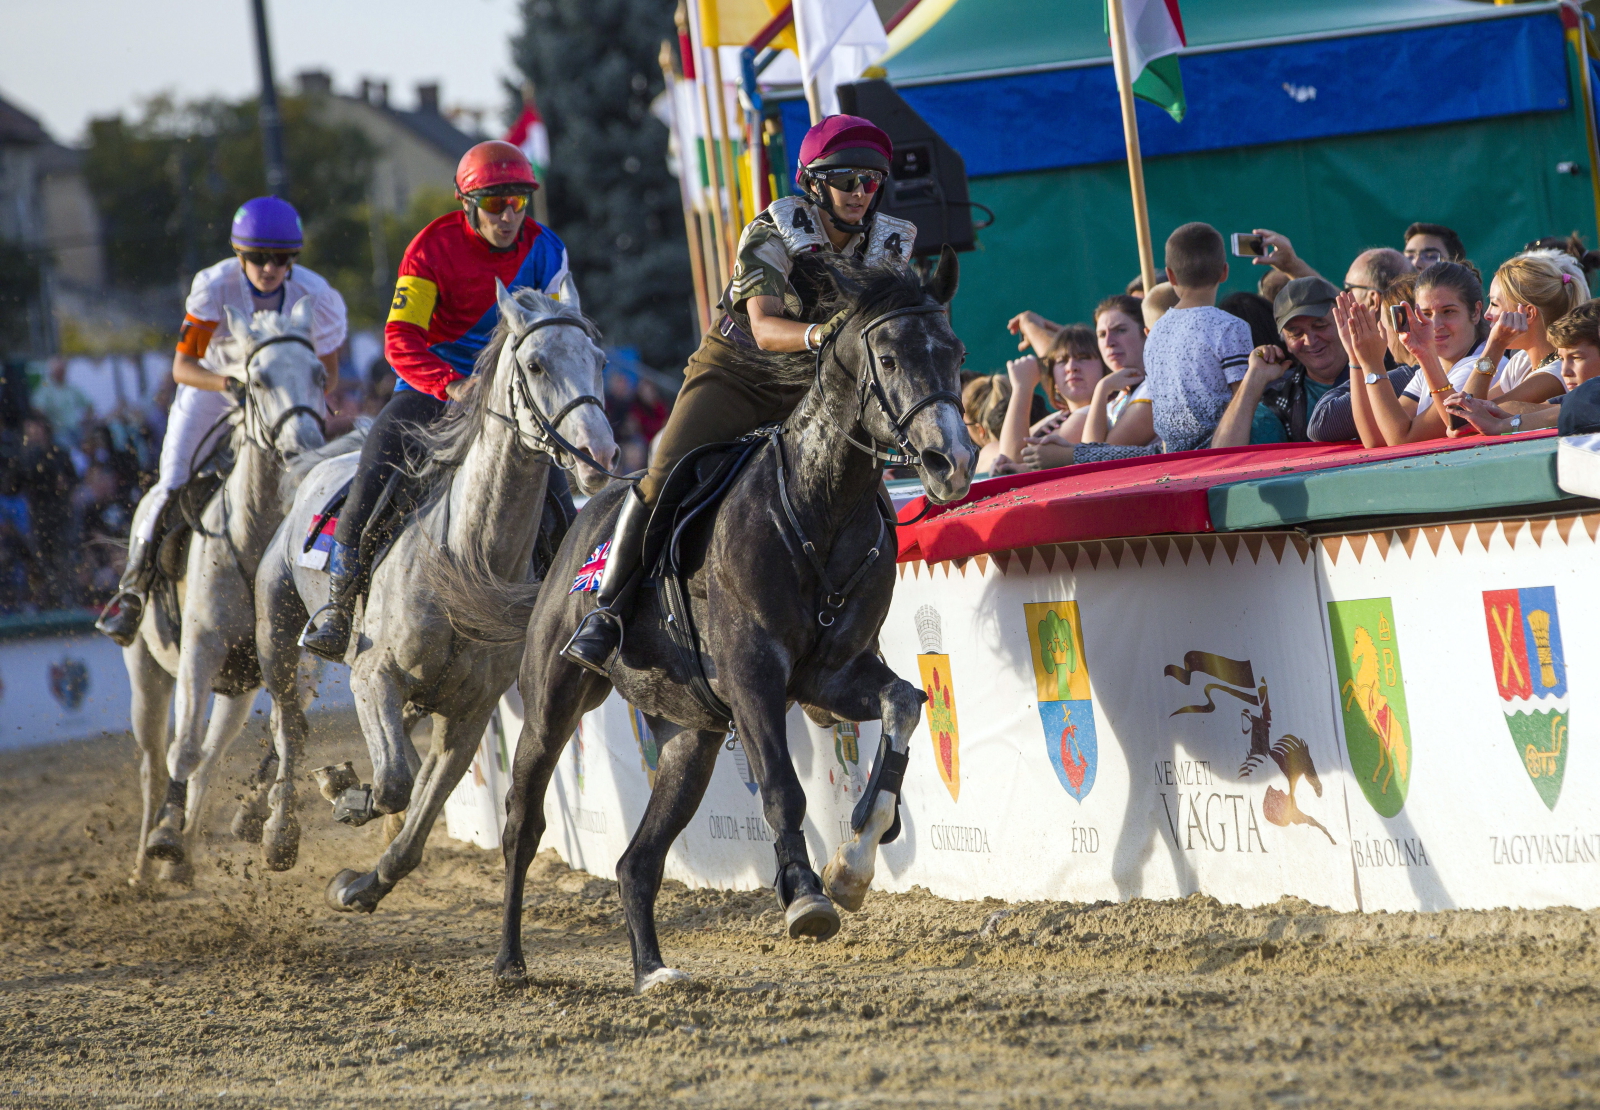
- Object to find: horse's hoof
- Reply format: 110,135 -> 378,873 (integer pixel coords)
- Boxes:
636,967 -> 691,994
314,762 -> 360,802
493,958 -> 527,989
326,868 -> 381,913
785,893 -> 841,941
331,785 -> 377,827
821,856 -> 870,913
145,824 -> 185,864
157,858 -> 193,886
262,814 -> 300,872
230,800 -> 267,844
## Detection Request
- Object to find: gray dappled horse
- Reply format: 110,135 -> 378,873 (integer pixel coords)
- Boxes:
497,251 -> 975,992
125,300 -> 328,885
254,281 -> 618,905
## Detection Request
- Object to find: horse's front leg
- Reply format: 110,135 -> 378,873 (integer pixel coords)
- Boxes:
726,650 -> 839,942
808,654 -> 925,912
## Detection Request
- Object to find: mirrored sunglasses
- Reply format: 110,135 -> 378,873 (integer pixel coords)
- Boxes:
814,168 -> 886,195
475,192 -> 531,215
238,250 -> 298,267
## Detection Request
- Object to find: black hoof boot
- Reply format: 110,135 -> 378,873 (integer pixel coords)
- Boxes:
96,592 -> 144,647
560,609 -> 621,675
780,865 -> 840,941
326,868 -> 384,913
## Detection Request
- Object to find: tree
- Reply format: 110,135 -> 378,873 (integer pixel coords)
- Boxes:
511,0 -> 696,371
81,93 -> 398,325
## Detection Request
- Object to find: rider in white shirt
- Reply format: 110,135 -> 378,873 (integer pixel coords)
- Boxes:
97,195 -> 347,645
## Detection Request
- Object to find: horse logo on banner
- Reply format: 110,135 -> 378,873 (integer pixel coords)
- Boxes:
1024,601 -> 1097,801
1481,587 -> 1568,810
914,605 -> 961,801
1326,598 -> 1413,817
1163,652 -> 1333,843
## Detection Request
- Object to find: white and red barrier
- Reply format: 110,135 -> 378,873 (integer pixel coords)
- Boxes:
450,507 -> 1600,913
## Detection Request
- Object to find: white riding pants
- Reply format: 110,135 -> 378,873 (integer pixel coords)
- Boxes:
134,384 -> 235,542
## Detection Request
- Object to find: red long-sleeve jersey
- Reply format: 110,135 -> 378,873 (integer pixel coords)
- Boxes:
383,210 -> 571,399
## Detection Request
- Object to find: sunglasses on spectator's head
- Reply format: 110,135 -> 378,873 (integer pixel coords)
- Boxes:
473,192 -> 531,215
237,250 -> 297,267
813,168 -> 886,195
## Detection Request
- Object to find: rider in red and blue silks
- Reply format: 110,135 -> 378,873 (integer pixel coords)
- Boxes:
560,115 -> 914,673
300,140 -> 575,660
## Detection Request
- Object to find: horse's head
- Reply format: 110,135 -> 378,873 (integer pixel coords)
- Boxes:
218,299 -> 327,459
829,247 -> 977,505
492,278 -> 619,496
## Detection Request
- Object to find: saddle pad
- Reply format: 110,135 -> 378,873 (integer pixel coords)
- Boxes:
298,478 -> 353,571
570,540 -> 610,593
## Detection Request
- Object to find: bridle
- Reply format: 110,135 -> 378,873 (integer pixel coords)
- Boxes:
234,332 -> 328,457
814,302 -> 964,469
485,314 -> 637,482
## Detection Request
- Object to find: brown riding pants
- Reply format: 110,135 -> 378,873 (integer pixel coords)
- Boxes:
638,331 -> 810,505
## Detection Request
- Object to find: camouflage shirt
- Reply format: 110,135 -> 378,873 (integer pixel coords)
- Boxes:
721,196 -> 916,333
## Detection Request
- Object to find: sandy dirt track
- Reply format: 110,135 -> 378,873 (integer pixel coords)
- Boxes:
2,721 -> 1598,1109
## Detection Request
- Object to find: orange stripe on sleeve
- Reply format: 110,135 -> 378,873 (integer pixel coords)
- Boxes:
176,313 -> 219,358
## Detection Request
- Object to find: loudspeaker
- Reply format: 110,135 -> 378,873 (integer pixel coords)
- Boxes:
836,79 -> 976,257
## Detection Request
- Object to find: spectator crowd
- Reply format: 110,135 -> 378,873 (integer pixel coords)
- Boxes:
978,220 -> 1600,476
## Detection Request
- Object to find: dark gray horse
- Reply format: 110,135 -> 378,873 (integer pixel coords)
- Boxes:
495,251 -> 974,992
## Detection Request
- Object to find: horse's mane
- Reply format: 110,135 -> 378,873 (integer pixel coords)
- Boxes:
406,288 -> 596,503
711,254 -> 933,390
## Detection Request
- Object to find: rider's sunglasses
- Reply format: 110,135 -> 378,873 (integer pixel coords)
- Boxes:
237,250 -> 298,268
813,168 -> 886,195
474,192 -> 532,215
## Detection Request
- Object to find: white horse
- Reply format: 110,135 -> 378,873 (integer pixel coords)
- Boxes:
127,299 -> 328,885
254,281 -> 617,906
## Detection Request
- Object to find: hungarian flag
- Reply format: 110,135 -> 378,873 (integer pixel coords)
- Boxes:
504,103 -> 549,185
1109,0 -> 1187,123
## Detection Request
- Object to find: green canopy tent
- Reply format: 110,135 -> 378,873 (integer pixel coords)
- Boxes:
868,0 -> 1599,373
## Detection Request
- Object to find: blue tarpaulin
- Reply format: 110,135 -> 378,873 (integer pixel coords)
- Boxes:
783,10 -> 1570,180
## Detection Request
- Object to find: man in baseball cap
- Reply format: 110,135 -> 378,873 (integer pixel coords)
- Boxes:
1213,276 -> 1354,446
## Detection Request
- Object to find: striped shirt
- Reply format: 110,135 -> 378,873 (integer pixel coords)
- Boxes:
1142,306 -> 1253,453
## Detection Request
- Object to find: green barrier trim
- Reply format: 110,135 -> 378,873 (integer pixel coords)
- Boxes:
1209,439 -> 1565,532
0,609 -> 101,643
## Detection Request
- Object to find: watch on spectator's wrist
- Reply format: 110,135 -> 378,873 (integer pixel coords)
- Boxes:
1364,371 -> 1381,385
1508,414 -> 1523,432
1473,357 -> 1495,376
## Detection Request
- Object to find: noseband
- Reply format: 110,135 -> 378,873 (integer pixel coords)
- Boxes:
238,332 -> 327,456
487,315 -> 637,481
817,303 -> 964,468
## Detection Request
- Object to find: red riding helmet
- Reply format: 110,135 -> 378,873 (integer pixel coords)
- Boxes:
455,140 -> 539,195
794,115 -> 892,189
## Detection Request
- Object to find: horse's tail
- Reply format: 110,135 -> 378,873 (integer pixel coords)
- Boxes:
278,426 -> 368,512
420,531 -> 542,646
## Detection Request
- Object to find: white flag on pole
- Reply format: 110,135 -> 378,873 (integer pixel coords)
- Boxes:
794,0 -> 889,117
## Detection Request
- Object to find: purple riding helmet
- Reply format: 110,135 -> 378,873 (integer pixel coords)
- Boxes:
230,196 -> 303,251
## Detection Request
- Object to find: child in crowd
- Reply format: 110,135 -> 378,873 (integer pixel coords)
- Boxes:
1446,298 -> 1600,436
1141,222 -> 1253,453
1141,283 -> 1178,328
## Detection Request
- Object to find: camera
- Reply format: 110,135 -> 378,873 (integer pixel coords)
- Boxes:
1389,303 -> 1410,333
1230,233 -> 1264,258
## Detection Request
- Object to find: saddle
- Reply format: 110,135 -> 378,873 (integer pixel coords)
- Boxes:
640,430 -> 774,724
296,468 -> 419,589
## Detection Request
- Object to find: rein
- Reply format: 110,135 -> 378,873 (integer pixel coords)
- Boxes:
484,315 -> 637,481
238,332 -> 328,457
812,302 -> 964,469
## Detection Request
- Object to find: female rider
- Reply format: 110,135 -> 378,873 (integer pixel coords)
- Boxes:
561,114 -> 916,673
300,140 -> 574,660
97,196 -> 347,645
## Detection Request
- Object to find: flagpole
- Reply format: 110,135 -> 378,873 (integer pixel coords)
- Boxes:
791,2 -> 822,124
704,11 -> 748,242
661,41 -> 713,333
521,80 -> 551,227
1107,0 -> 1158,293
1571,16 -> 1600,253
685,0 -> 731,292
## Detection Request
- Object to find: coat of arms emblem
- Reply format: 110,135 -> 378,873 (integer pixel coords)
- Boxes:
914,605 -> 961,801
1482,587 -> 1568,809
1024,601 -> 1097,801
1327,598 -> 1413,817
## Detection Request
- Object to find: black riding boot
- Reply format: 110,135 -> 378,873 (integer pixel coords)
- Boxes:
560,488 -> 649,674
300,541 -> 362,662
96,538 -> 153,647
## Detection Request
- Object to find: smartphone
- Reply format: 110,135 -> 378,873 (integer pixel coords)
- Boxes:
1230,233 -> 1264,258
1389,303 -> 1410,333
